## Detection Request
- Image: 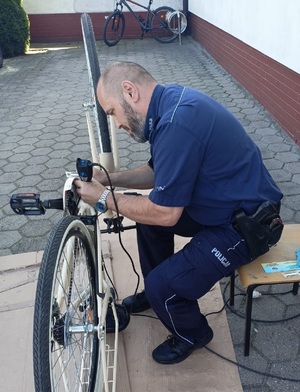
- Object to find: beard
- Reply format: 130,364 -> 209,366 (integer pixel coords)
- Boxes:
121,99 -> 146,143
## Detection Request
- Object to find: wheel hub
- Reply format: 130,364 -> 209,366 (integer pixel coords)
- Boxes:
53,315 -> 66,346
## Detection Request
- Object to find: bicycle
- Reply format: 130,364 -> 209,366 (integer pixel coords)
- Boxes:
103,0 -> 187,47
10,13 -> 136,392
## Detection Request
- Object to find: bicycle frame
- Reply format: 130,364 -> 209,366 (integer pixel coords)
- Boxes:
115,0 -> 155,30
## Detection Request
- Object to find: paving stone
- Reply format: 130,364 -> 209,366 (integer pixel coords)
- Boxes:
269,169 -> 292,183
1,36 -> 300,392
264,158 -> 284,170
0,231 -> 22,250
269,143 -> 293,153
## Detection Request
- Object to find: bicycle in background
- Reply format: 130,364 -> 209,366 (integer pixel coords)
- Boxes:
103,0 -> 187,47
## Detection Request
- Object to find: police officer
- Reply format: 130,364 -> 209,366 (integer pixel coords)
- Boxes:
75,61 -> 283,364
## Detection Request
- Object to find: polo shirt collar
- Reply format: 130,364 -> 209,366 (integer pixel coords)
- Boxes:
144,84 -> 165,141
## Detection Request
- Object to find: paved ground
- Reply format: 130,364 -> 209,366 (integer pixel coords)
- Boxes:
0,35 -> 300,391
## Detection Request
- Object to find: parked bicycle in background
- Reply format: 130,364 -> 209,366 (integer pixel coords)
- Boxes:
103,0 -> 187,47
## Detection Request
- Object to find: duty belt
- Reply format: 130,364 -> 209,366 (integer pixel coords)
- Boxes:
233,201 -> 283,260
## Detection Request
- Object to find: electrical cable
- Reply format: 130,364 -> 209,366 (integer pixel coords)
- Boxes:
204,277 -> 300,382
131,313 -> 159,320
204,346 -> 300,383
95,163 -> 141,304
223,278 -> 300,323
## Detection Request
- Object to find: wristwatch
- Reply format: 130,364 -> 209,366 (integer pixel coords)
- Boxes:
96,189 -> 111,213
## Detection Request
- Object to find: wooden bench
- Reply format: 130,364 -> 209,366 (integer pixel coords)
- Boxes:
230,224 -> 300,356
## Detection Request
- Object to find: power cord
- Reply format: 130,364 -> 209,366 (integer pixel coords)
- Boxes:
94,163 -> 141,303
204,346 -> 300,383
205,277 -> 300,382
223,278 -> 300,323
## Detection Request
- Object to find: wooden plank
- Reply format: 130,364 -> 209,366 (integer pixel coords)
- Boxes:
0,263 -> 36,392
104,216 -> 243,392
102,239 -> 131,392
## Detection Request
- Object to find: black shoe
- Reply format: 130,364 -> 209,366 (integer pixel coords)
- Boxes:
122,290 -> 151,314
152,327 -> 214,364
106,303 -> 130,333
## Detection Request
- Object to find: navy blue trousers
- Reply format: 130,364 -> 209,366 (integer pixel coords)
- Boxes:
136,210 -> 251,345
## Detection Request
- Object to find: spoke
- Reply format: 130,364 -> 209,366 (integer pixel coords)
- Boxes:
50,233 -> 96,391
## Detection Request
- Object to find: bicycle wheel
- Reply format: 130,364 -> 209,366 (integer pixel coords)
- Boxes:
81,13 -> 112,154
103,10 -> 125,47
150,6 -> 178,43
33,216 -> 99,391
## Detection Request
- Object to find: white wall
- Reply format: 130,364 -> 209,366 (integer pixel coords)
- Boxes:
189,0 -> 300,74
23,0 -> 183,14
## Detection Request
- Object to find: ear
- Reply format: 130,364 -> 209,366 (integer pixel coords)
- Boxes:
121,80 -> 139,103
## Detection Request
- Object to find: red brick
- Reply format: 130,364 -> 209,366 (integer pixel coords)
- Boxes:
189,13 -> 300,145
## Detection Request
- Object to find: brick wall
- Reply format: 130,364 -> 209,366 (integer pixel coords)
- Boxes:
189,13 -> 300,145
29,12 -> 150,42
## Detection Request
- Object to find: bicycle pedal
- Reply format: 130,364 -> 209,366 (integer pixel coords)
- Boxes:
10,193 -> 46,215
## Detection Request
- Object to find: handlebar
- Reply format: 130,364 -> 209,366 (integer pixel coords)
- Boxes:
10,158 -> 138,236
10,192 -> 136,234
10,157 -> 93,216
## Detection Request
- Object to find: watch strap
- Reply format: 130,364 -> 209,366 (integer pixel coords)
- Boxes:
97,189 -> 111,212
99,189 -> 111,203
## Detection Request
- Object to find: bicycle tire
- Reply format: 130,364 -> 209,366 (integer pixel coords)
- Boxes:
150,6 -> 178,43
81,13 -> 112,153
33,216 -> 99,391
103,10 -> 125,47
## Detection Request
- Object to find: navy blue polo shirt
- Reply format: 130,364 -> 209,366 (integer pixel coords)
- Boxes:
144,84 -> 283,226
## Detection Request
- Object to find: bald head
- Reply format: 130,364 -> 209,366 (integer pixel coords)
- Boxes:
98,61 -> 157,100
97,61 -> 158,124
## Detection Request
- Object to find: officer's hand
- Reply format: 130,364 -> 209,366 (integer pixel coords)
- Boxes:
74,178 -> 105,206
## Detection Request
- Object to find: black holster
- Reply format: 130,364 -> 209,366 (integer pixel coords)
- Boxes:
233,201 -> 284,260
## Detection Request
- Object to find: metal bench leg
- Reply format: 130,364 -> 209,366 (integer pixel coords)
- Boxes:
292,282 -> 299,295
230,273 -> 235,306
244,285 -> 257,356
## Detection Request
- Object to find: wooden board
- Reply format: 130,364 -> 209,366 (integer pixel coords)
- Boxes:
102,216 -> 243,392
